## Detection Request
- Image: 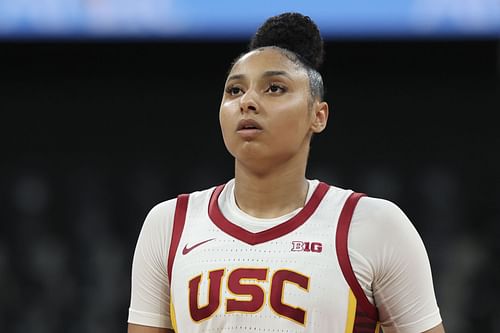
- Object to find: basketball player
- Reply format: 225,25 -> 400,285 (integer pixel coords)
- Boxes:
128,12 -> 445,333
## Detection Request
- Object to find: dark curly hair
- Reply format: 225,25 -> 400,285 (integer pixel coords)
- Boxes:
246,12 -> 325,102
249,12 -> 324,70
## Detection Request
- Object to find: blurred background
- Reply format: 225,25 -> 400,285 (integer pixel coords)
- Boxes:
0,1 -> 499,332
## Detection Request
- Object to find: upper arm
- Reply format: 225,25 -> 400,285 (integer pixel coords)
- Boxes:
128,323 -> 174,333
128,200 -> 177,329
349,197 -> 443,333
423,323 -> 445,333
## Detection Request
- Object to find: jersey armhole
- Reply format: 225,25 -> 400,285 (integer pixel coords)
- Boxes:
167,193 -> 189,285
336,192 -> 379,321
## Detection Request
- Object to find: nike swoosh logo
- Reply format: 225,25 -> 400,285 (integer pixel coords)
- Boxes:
182,238 -> 215,255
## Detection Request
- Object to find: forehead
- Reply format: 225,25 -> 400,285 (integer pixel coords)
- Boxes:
229,48 -> 307,80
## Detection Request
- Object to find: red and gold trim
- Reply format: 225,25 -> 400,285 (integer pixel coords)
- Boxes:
208,182 -> 330,245
167,193 -> 189,285
337,192 -> 380,332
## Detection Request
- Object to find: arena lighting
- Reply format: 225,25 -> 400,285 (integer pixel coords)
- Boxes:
0,0 -> 499,40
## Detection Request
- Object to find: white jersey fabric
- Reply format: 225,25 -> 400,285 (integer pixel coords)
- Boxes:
128,179 -> 442,333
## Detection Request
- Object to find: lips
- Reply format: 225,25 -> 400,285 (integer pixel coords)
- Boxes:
236,119 -> 263,131
236,119 -> 263,139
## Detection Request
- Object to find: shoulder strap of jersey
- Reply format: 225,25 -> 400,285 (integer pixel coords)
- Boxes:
336,192 -> 379,321
167,193 -> 189,285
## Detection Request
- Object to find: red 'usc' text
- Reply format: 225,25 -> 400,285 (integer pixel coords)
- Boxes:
188,267 -> 310,325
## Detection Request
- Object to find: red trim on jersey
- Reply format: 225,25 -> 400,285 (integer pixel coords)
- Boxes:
208,182 -> 330,245
336,192 -> 379,321
167,194 -> 189,285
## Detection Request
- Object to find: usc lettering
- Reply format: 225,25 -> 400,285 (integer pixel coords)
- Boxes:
188,268 -> 310,325
188,269 -> 224,322
227,268 -> 267,313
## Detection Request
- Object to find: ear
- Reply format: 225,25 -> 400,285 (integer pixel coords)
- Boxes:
310,101 -> 329,133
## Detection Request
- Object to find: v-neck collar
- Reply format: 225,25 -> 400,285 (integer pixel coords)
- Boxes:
208,182 -> 330,245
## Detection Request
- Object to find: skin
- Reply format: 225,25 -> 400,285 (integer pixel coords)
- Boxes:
128,47 -> 445,333
128,325 -> 173,333
219,47 -> 328,218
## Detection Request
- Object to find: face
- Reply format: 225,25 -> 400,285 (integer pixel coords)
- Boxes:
219,47 -> 328,169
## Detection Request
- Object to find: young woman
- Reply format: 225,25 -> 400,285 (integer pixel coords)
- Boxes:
128,13 -> 445,333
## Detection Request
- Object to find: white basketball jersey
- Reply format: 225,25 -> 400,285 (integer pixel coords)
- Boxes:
167,182 -> 380,333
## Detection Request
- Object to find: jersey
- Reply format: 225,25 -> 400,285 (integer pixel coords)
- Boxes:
167,181 -> 379,332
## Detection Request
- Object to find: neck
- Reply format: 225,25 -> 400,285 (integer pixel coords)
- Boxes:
233,153 -> 309,219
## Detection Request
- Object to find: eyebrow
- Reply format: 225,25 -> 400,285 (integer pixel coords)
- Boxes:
226,70 -> 292,82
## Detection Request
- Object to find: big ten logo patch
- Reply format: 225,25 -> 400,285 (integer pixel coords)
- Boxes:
291,241 -> 323,253
188,268 -> 309,325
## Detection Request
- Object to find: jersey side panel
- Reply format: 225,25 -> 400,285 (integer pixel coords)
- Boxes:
337,193 -> 380,333
167,193 -> 191,331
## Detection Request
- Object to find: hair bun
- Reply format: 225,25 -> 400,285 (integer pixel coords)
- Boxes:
249,12 -> 324,70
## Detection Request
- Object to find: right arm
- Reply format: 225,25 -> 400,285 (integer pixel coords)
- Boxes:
128,324 -> 174,333
128,323 -> 174,333
128,200 -> 177,331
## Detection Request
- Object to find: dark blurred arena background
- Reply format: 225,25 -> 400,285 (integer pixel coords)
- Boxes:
1,2 -> 500,333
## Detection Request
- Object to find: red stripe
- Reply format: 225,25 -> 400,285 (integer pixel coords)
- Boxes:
336,192 -> 379,321
208,182 -> 330,245
167,194 -> 189,285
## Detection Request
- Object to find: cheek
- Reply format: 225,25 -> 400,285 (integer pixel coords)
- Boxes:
219,107 -> 228,138
219,102 -> 235,145
271,100 -> 311,138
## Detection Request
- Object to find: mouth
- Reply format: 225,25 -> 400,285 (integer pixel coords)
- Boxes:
236,119 -> 263,131
236,119 -> 263,139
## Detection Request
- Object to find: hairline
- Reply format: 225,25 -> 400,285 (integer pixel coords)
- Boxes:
228,46 -> 324,103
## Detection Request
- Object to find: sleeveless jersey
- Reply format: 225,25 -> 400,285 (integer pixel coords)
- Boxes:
167,182 -> 380,333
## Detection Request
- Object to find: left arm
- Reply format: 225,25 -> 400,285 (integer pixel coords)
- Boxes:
424,323 -> 445,333
350,197 -> 444,333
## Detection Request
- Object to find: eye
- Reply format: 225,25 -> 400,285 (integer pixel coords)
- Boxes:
266,83 -> 287,94
225,85 -> 243,96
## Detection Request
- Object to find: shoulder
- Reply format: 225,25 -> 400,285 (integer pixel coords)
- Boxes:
348,194 -> 428,275
355,195 -> 404,217
351,195 -> 414,233
136,199 -> 178,254
135,185 -> 219,258
326,183 -> 411,229
141,198 -> 179,232
347,194 -> 425,263
143,184 -> 220,226
147,184 -> 220,214
146,198 -> 177,221
185,184 -> 219,202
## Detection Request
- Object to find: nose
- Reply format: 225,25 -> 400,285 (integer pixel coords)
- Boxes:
239,90 -> 259,114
